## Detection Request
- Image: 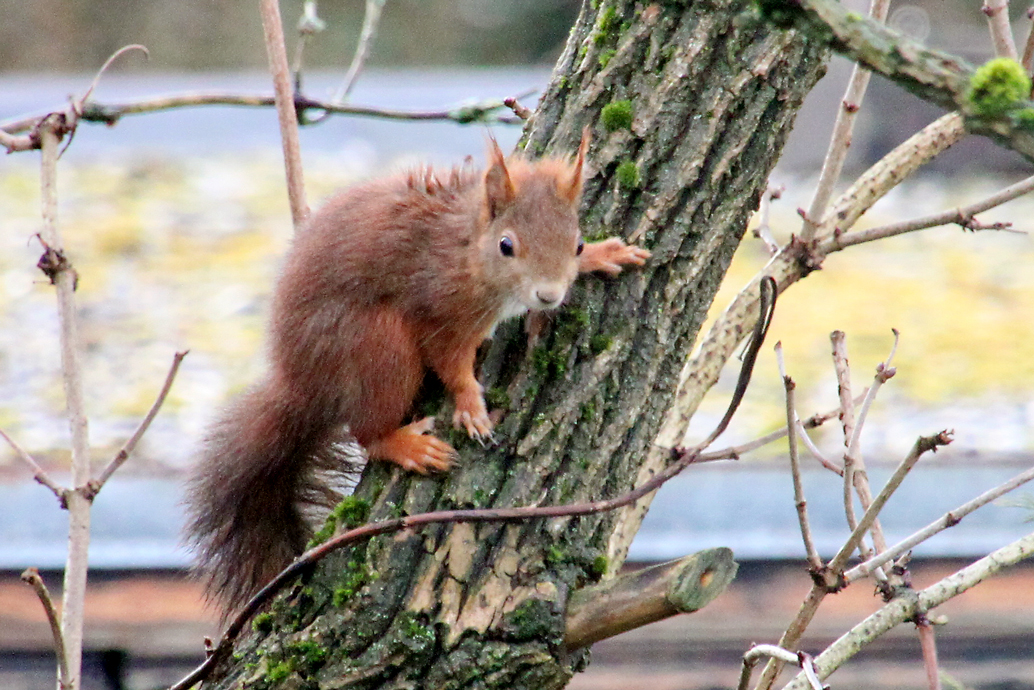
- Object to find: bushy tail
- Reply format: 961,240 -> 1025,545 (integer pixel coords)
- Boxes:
183,381 -> 355,617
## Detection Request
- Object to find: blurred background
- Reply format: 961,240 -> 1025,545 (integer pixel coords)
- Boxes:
2,1 -> 1034,689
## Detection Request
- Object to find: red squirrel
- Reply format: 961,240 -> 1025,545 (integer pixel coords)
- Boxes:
184,134 -> 650,615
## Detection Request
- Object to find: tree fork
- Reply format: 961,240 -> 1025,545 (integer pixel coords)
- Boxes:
203,2 -> 828,688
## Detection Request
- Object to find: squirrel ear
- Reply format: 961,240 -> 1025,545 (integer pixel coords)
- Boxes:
559,127 -> 589,205
484,136 -> 515,220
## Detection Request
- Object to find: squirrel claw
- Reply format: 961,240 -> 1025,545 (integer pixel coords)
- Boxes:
454,408 -> 495,441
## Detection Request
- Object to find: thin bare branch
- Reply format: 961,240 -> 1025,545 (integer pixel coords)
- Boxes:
335,0 -> 387,103
795,421 -> 843,475
799,0 -> 891,242
738,645 -> 801,690
79,44 -> 149,108
983,0 -> 1019,60
1,94 -> 521,139
40,118 -> 92,690
21,568 -> 69,690
831,331 -> 860,536
291,1 -> 326,80
783,531 -> 1034,690
260,0 -> 309,230
819,112 -> 966,240
504,96 -> 533,120
93,351 -> 188,491
1023,9 -> 1034,74
846,462 -> 1034,582
0,427 -> 65,502
753,184 -> 783,254
917,617 -> 942,690
828,431 -> 953,575
777,343 -> 821,570
846,329 -> 898,467
694,393 -> 865,463
824,173 -> 1034,252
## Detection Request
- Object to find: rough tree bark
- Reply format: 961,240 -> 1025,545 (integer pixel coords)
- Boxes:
203,1 -> 827,688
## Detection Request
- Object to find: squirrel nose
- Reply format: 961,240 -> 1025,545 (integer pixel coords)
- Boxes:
535,288 -> 565,309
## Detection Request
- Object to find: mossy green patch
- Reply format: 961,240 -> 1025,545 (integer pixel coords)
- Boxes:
598,48 -> 616,69
967,58 -> 1032,117
616,160 -> 641,188
308,496 -> 371,548
594,6 -> 619,45
252,612 -> 275,634
601,100 -> 634,132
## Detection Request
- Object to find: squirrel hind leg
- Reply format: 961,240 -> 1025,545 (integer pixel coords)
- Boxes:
363,417 -> 455,473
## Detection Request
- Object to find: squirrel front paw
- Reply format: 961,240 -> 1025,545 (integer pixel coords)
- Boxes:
578,237 -> 651,277
452,388 -> 494,441
365,418 -> 455,474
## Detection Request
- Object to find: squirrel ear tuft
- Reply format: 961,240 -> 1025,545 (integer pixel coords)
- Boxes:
559,127 -> 589,205
484,136 -> 515,220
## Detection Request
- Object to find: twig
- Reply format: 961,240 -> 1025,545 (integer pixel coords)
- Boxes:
846,462 -> 1034,582
504,96 -> 533,120
777,343 -> 822,570
335,0 -> 387,103
1022,9 -> 1034,74
79,45 -> 150,109
93,351 -> 188,491
825,173 -> 1034,251
0,427 -> 65,502
738,645 -> 801,690
916,615 -> 942,690
40,117 -> 92,690
828,431 -> 953,576
291,1 -> 326,83
799,0 -> 891,242
20,568 -> 69,690
693,392 -> 866,463
260,0 -> 309,230
795,421 -> 843,475
1,94 -> 522,139
753,184 -> 783,254
847,329 -> 898,458
983,0 -> 1019,60
167,278 -> 779,690
830,331 -> 860,536
782,531 -> 1034,690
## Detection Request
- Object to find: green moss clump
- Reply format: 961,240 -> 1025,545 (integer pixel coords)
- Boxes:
601,100 -> 634,132
598,48 -> 616,69
615,160 -> 641,188
591,555 -> 609,577
332,558 -> 371,606
286,639 -> 328,669
967,58 -> 1032,117
485,386 -> 510,409
1015,108 -> 1034,128
588,333 -> 612,355
308,496 -> 372,548
266,658 -> 294,683
252,612 -> 274,634
594,6 -> 618,44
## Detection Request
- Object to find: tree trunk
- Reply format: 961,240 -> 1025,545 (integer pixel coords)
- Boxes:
205,1 -> 827,688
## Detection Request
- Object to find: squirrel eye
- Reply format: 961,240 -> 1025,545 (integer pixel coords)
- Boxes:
499,236 -> 515,257
576,239 -> 585,256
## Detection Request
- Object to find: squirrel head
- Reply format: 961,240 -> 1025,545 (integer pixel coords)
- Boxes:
478,131 -> 588,320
